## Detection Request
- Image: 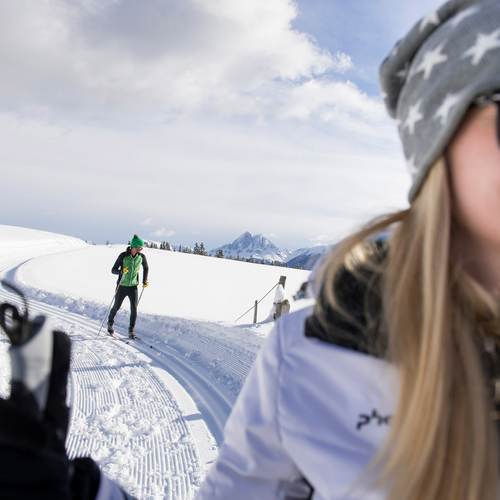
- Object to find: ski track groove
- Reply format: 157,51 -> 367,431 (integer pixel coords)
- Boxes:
0,288 -> 205,500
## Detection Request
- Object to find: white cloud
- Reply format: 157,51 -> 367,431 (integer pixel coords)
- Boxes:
265,233 -> 278,239
330,52 -> 353,73
279,79 -> 392,142
0,1 -> 393,143
310,234 -> 333,245
141,217 -> 154,226
0,110 -> 408,248
0,0 -> 353,121
151,228 -> 176,238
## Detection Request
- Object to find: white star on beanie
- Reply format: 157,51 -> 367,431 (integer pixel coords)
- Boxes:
434,92 -> 462,126
414,44 -> 448,80
403,101 -> 424,135
464,29 -> 500,65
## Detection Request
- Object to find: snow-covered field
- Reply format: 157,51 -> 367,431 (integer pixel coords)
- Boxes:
0,224 -> 313,499
0,224 -> 87,271
15,244 -> 310,323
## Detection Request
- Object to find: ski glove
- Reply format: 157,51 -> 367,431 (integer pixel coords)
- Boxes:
0,311 -> 73,500
143,281 -> 149,288
0,297 -> 132,499
122,267 -> 129,274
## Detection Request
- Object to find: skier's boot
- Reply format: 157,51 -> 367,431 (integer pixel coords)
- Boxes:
128,329 -> 136,340
107,321 -> 114,336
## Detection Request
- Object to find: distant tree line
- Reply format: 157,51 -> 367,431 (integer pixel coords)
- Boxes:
143,240 -> 172,250
223,254 -> 288,267
142,240 -> 214,257
174,242 -> 209,255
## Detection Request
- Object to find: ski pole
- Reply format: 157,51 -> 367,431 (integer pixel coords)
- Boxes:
98,284 -> 119,336
137,286 -> 146,307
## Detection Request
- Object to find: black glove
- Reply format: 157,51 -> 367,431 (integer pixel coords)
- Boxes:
0,304 -> 74,499
0,290 -> 104,499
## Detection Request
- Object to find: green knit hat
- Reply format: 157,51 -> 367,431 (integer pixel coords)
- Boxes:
130,234 -> 144,248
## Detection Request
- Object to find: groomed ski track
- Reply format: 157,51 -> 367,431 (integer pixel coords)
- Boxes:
0,263 -> 238,499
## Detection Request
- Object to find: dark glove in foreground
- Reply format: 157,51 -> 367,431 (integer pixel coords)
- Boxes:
0,326 -> 101,499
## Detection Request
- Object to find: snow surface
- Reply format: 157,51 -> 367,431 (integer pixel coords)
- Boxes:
0,224 -> 87,271
15,244 -> 310,323
0,225 -> 314,499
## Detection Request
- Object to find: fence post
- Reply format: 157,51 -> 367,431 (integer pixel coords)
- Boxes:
253,300 -> 258,324
279,275 -> 287,288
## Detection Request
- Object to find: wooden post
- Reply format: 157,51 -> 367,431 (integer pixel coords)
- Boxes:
279,275 -> 287,288
253,300 -> 258,324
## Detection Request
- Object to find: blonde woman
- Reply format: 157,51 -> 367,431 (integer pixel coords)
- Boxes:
196,1 -> 500,499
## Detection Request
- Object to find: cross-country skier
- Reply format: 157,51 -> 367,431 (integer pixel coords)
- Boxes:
107,234 -> 149,339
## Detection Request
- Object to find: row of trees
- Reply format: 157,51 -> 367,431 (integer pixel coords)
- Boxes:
175,242 -> 213,256
143,240 -> 222,257
144,241 -> 172,250
219,254 -> 287,267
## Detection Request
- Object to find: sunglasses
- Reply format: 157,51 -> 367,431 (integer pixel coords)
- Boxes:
474,91 -> 500,145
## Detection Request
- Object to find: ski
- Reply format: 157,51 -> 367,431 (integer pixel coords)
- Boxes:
128,337 -> 153,349
108,332 -> 153,349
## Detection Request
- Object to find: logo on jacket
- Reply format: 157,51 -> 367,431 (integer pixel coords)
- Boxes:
357,409 -> 392,431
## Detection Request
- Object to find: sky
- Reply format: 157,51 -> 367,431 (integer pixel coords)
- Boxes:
0,0 -> 443,250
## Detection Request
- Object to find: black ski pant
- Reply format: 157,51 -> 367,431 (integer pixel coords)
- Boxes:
108,285 -> 138,331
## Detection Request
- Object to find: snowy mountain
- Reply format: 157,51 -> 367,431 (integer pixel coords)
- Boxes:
211,232 -> 332,269
286,231 -> 391,270
286,245 -> 330,270
211,232 -> 291,263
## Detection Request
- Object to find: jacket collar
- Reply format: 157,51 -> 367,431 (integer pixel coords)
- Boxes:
305,244 -> 387,358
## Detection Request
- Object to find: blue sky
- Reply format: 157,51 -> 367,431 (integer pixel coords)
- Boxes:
0,0 -> 442,250
295,0 -> 442,95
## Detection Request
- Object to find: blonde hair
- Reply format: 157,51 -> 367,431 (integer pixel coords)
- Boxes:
315,158 -> 499,500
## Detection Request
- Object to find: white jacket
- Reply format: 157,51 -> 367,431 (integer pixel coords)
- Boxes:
196,306 -> 399,499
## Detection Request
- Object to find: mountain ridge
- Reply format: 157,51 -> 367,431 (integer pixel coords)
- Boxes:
211,232 -> 329,269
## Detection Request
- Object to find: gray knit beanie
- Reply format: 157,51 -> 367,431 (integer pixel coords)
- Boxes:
380,0 -> 500,202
